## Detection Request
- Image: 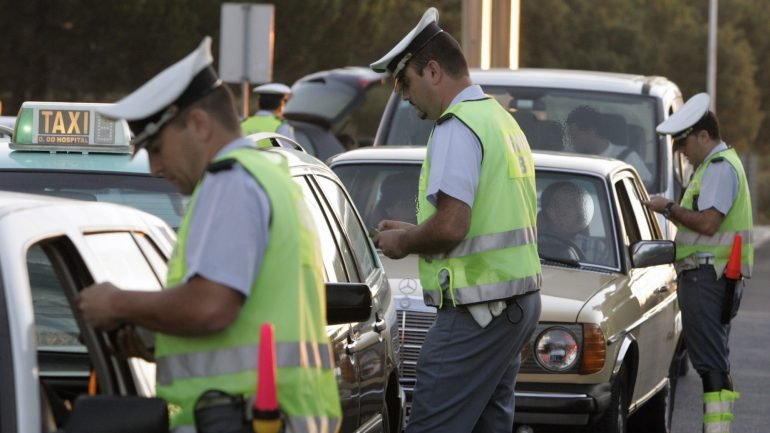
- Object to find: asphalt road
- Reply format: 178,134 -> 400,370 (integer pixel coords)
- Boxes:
671,234 -> 770,433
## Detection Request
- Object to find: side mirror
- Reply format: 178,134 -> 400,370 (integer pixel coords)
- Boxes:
630,240 -> 676,268
326,282 -> 372,325
64,395 -> 168,433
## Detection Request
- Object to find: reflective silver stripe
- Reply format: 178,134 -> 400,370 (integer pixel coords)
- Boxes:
157,342 -> 333,386
425,227 -> 537,261
423,274 -> 541,306
675,230 -> 753,247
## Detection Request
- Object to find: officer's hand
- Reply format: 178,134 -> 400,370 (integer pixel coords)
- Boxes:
77,282 -> 123,331
375,228 -> 409,259
378,219 -> 415,232
113,325 -> 155,362
642,196 -> 670,213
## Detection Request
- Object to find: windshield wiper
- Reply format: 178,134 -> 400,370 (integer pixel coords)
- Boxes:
539,254 -> 581,268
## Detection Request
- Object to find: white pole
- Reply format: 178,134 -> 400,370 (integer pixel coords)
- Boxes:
707,0 -> 718,112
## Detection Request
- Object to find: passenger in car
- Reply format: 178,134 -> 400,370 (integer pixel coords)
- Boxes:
566,105 -> 652,183
374,173 -> 419,225
75,37 -> 341,433
370,7 -> 542,433
537,181 -> 595,262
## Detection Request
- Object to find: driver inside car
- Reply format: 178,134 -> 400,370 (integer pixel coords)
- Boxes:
538,181 -> 596,262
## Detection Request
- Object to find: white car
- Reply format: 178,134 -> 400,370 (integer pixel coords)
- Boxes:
329,146 -> 685,433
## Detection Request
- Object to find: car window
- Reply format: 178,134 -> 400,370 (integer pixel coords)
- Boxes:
294,176 -> 348,282
314,175 -> 378,280
536,172 -> 618,268
615,178 -> 642,246
29,245 -> 81,348
0,172 -> 187,230
333,163 -> 421,230
621,177 -> 655,241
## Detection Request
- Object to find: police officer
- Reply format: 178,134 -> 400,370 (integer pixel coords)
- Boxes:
241,82 -> 296,140
371,8 -> 542,433
76,37 -> 341,433
644,93 -> 753,433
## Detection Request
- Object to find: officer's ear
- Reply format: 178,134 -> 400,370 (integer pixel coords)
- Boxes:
186,107 -> 214,141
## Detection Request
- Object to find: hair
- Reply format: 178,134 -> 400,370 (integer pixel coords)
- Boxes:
258,93 -> 284,111
566,105 -> 602,130
171,85 -> 240,132
409,31 -> 469,79
692,111 -> 721,140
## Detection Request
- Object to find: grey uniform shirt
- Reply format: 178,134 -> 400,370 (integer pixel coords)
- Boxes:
426,85 -> 504,327
425,85 -> 484,207
697,142 -> 738,215
184,138 -> 271,297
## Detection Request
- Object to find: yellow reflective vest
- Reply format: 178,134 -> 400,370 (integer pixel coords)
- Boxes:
156,147 -> 341,432
417,97 -> 541,307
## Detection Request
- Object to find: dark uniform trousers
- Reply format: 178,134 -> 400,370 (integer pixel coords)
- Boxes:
406,292 -> 541,433
678,264 -> 737,381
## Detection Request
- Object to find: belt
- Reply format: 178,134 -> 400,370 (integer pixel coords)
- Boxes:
440,290 -> 539,310
695,254 -> 714,265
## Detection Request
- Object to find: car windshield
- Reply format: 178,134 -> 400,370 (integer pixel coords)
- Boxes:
383,87 -> 661,194
0,171 -> 187,229
333,162 -> 618,269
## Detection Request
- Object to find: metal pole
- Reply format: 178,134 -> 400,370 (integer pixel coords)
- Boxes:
241,4 -> 251,119
707,0 -> 718,111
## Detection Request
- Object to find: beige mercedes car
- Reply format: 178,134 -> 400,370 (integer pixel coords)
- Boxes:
329,146 -> 686,433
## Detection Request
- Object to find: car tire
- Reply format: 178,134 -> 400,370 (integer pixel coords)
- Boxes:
630,379 -> 672,433
595,364 -> 629,433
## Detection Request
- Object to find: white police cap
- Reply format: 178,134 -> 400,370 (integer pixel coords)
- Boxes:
656,92 -> 711,137
370,7 -> 443,76
98,36 -> 222,153
253,83 -> 291,95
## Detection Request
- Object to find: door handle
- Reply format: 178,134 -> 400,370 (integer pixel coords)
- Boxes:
373,313 -> 386,333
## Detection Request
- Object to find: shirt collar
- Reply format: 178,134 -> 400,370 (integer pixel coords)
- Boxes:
705,141 -> 729,159
448,85 -> 485,108
213,137 -> 256,160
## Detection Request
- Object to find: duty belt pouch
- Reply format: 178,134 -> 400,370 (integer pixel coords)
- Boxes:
721,278 -> 744,325
194,389 -> 251,433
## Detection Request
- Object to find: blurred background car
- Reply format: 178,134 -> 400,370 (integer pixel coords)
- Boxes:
284,66 -> 386,161
329,146 -> 686,433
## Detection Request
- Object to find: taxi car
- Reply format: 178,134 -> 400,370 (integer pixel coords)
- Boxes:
329,146 -> 686,433
2,102 -> 187,230
374,68 -> 687,240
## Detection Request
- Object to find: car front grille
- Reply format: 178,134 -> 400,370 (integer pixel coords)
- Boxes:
396,309 -> 435,391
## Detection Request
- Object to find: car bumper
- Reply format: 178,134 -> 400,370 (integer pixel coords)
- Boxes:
513,382 -> 612,426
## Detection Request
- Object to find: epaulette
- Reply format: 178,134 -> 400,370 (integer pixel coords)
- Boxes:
207,158 -> 237,173
710,157 -> 725,163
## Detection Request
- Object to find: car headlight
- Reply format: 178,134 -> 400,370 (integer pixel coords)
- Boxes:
534,327 -> 579,372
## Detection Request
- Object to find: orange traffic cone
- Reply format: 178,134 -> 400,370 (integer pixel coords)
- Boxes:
724,234 -> 742,280
252,323 -> 282,433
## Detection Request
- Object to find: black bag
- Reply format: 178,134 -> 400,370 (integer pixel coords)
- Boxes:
194,389 -> 252,433
64,395 -> 168,433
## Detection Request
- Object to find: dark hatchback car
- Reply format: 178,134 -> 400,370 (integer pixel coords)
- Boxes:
285,67 -> 386,161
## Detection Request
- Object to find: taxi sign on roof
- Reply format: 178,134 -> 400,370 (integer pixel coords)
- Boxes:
11,102 -> 132,154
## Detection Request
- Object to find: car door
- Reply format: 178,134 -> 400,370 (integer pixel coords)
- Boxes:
293,174 -> 362,430
613,173 -> 678,402
312,174 -> 391,427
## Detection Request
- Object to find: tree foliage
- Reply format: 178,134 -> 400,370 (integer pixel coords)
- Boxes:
0,0 -> 766,155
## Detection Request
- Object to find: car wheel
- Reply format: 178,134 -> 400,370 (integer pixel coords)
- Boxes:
630,379 -> 672,433
595,364 -> 629,433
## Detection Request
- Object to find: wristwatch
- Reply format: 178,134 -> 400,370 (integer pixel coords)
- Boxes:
662,201 -> 675,218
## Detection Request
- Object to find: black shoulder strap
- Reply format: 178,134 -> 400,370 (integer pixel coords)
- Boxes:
207,158 -> 237,173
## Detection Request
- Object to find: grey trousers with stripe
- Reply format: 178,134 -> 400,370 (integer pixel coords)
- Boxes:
405,292 -> 541,433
